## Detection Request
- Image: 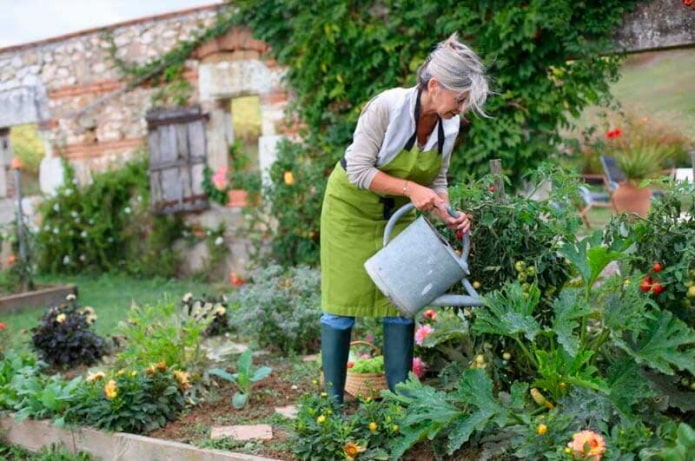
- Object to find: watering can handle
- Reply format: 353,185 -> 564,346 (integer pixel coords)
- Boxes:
383,203 -> 471,262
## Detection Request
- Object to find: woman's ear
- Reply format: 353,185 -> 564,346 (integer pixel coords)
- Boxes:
426,78 -> 440,93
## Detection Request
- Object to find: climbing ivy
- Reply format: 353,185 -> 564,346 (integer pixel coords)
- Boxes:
101,4 -> 238,106
230,0 -> 646,266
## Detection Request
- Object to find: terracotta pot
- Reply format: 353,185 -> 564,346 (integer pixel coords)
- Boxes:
612,182 -> 651,217
226,189 -> 248,207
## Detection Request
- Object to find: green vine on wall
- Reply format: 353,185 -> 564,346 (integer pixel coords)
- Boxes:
229,0 -> 648,267
101,4 -> 238,106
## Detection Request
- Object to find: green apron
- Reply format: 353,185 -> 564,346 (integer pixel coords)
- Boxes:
321,98 -> 445,317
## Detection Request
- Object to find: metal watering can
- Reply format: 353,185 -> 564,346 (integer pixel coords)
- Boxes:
364,203 -> 485,318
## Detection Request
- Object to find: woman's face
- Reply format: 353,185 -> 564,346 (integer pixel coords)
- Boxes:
428,79 -> 468,119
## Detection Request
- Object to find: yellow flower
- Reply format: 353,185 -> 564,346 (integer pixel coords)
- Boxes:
320,392 -> 328,398
87,371 -> 106,382
537,424 -> 548,435
156,361 -> 167,372
343,441 -> 366,458
104,380 -> 118,400
86,314 -> 97,324
283,171 -> 295,185
173,370 -> 192,390
392,424 -> 399,433
316,415 -> 326,424
83,306 -> 95,315
130,371 -> 137,377
215,305 -> 226,316
56,314 -> 67,324
116,370 -> 126,376
368,422 -> 378,432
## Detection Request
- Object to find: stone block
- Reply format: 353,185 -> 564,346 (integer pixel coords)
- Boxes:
210,425 -> 273,441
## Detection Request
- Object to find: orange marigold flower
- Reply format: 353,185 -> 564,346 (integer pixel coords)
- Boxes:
567,430 -> 606,461
343,441 -> 366,459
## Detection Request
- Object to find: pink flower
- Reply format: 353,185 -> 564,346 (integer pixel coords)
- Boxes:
212,166 -> 229,191
567,430 -> 606,461
414,325 -> 434,346
412,357 -> 427,378
0,322 -> 5,331
422,309 -> 437,321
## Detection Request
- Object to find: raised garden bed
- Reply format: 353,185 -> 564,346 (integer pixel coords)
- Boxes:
0,284 -> 77,314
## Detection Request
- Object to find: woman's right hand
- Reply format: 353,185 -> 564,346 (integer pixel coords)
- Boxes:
406,182 -> 445,213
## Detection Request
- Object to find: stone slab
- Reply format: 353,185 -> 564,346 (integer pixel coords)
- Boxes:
210,424 -> 273,441
274,405 -> 298,420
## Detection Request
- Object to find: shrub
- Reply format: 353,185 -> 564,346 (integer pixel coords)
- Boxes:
292,392 -> 404,461
31,295 -> 107,368
115,296 -> 213,371
181,292 -> 229,337
229,265 -> 321,355
605,182 -> 695,324
67,365 -> 187,433
35,156 -> 184,277
446,166 -> 581,312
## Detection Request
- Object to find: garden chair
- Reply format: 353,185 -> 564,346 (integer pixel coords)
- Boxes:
578,185 -> 612,228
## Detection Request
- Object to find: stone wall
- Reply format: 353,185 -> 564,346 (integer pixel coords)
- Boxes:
0,4 -> 288,192
0,4 -> 291,275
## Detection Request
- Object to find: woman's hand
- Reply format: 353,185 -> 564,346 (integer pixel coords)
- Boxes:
406,183 -> 444,212
407,184 -> 471,234
433,204 -> 471,233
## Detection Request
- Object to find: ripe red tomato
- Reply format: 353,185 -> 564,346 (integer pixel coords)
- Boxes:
488,185 -> 496,193
651,282 -> 664,295
640,280 -> 652,292
456,229 -> 464,240
652,263 -> 663,273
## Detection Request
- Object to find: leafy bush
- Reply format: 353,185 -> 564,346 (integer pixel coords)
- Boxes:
115,296 -> 214,371
0,444 -> 94,461
292,392 -> 404,461
605,182 -> 695,324
381,232 -> 695,459
67,365 -> 187,433
181,292 -> 229,337
35,156 -> 184,277
31,296 -> 107,368
446,166 -> 581,311
228,264 -> 321,355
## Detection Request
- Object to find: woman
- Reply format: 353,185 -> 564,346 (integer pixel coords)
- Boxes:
320,33 -> 489,403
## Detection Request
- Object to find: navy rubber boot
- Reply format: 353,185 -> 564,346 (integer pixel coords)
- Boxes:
320,323 -> 352,404
383,319 -> 415,392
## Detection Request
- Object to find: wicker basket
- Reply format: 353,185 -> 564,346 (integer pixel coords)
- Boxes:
345,341 -> 388,400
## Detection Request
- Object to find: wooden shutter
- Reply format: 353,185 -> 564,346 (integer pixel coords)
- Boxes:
146,105 -> 209,214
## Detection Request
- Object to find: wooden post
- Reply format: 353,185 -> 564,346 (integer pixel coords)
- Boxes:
13,166 -> 33,292
691,149 -> 695,183
489,159 -> 504,200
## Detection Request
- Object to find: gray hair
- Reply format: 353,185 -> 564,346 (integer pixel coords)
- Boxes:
417,33 -> 490,118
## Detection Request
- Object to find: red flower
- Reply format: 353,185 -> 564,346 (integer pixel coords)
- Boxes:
229,272 -> 245,286
684,0 -> 693,6
0,323 -> 5,331
606,128 -> 622,139
422,309 -> 437,321
488,185 -> 496,193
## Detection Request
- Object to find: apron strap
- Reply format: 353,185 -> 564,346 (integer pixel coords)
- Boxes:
403,88 -> 445,155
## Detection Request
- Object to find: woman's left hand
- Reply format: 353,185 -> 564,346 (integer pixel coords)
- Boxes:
433,203 -> 471,233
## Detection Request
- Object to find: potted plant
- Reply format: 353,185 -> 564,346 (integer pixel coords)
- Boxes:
611,144 -> 670,216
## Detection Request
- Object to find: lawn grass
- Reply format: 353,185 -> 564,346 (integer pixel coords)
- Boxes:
3,274 -> 228,350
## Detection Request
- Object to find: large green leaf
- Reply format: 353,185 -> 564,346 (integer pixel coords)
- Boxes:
614,310 -> 695,376
550,288 -> 592,357
560,233 -> 622,288
474,283 -> 541,341
446,369 -> 508,455
534,349 -> 608,399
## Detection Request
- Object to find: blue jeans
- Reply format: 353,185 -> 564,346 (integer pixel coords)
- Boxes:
320,313 -> 414,330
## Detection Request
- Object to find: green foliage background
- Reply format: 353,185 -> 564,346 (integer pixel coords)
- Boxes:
230,0 -> 645,266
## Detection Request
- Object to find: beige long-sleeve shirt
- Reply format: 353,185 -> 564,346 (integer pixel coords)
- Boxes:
343,86 -> 460,193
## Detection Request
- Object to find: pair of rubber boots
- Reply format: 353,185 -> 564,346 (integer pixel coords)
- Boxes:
321,321 -> 414,404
